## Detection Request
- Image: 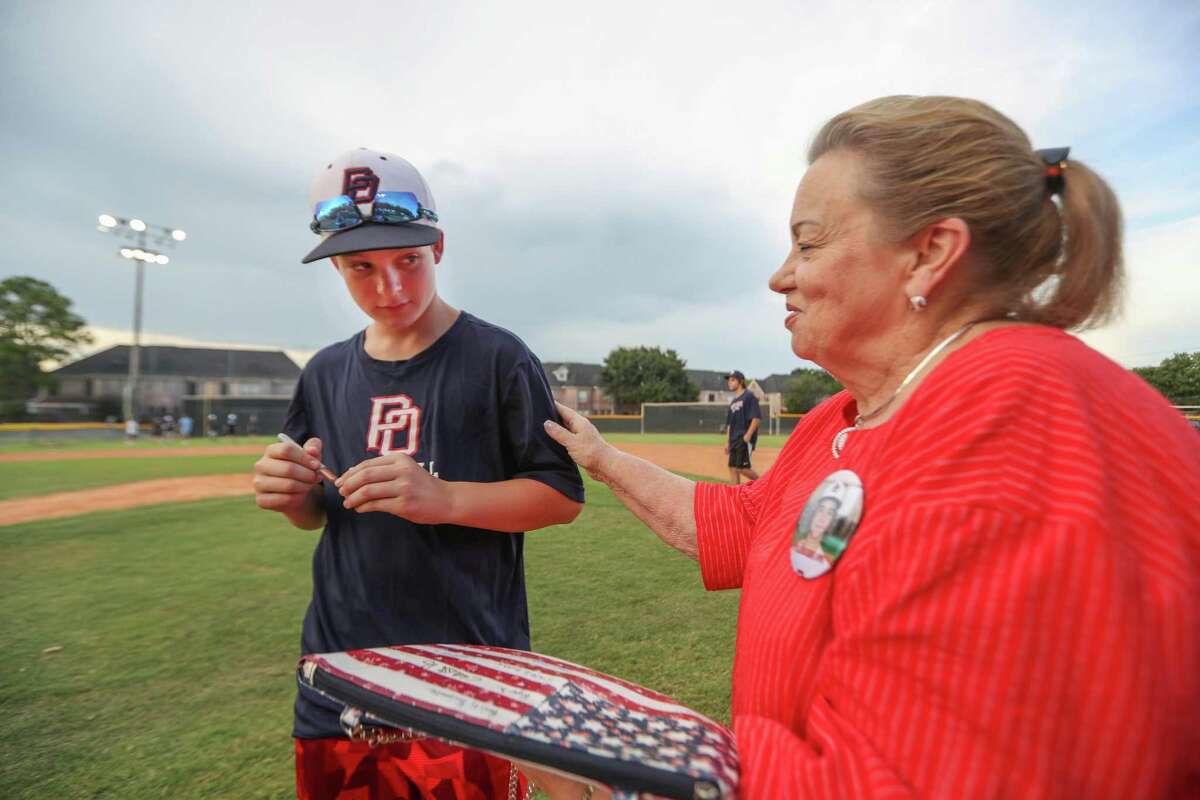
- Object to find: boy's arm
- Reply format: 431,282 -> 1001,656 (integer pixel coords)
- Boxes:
281,487 -> 327,530
336,453 -> 581,532
745,395 -> 763,442
443,478 -> 581,532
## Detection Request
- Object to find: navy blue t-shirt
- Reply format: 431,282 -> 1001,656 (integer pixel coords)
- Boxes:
725,391 -> 762,448
282,312 -> 584,739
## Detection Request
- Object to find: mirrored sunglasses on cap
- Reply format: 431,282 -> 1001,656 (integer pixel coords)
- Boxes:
310,192 -> 439,234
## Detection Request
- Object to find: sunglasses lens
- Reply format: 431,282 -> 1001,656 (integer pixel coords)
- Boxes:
372,192 -> 421,223
313,196 -> 362,232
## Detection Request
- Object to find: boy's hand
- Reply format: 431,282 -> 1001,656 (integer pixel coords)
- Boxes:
254,437 -> 324,513
337,453 -> 450,523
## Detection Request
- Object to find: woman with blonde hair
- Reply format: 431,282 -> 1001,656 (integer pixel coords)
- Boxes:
541,96 -> 1200,797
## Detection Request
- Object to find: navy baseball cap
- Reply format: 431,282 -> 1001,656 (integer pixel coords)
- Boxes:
302,148 -> 441,264
726,370 -> 746,382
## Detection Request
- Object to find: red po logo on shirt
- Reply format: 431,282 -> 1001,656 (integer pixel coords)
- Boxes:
366,394 -> 421,456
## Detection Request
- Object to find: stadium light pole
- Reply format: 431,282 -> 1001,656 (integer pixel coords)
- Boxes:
96,214 -> 187,422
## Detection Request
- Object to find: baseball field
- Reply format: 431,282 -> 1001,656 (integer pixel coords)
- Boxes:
0,434 -> 776,798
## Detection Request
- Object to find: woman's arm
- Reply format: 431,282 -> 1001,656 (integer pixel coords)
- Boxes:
544,403 -> 699,559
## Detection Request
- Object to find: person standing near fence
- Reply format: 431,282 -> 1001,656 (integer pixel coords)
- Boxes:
724,370 -> 761,484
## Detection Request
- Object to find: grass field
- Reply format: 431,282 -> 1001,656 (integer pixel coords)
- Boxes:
0,476 -> 738,799
0,432 -> 790,502
0,435 -> 277,455
0,455 -> 256,501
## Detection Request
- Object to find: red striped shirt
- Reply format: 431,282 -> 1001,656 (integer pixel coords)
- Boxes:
695,326 -> 1200,798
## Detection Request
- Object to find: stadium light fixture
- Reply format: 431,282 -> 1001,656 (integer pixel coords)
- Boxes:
95,212 -> 188,422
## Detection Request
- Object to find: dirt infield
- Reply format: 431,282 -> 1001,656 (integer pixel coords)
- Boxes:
0,475 -> 253,526
612,442 -> 779,481
0,443 -> 779,526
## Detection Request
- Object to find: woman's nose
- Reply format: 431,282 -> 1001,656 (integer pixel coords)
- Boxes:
768,256 -> 795,294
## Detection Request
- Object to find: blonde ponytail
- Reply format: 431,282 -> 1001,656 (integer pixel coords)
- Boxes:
809,96 -> 1124,330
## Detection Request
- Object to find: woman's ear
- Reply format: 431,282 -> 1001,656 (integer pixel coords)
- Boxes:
903,217 -> 971,300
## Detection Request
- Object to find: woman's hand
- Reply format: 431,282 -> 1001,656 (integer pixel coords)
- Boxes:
543,402 -> 618,479
547,401 -> 699,559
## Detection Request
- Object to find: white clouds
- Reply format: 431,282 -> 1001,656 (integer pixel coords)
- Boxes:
3,0 -> 1197,379
529,286 -> 800,377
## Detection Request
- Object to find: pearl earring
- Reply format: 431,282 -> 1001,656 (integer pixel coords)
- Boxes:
909,295 -> 927,311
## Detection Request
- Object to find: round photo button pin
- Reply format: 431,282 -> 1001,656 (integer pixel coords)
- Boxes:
790,469 -> 864,579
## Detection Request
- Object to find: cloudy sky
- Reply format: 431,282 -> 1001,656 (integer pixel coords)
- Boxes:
3,0 -> 1197,377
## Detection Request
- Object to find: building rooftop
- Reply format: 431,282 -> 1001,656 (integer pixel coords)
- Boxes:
756,373 -> 793,393
53,345 -> 301,380
542,362 -> 606,387
687,369 -> 732,392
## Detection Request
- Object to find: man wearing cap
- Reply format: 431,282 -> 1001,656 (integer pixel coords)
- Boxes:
724,370 -> 761,484
251,148 -> 584,799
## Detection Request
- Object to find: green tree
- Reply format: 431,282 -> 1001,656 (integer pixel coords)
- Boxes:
784,367 -> 843,412
0,277 -> 93,412
600,346 -> 697,412
1134,352 -> 1200,406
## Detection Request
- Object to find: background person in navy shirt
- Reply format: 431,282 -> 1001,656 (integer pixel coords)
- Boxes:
724,370 -> 761,484
251,147 -> 584,799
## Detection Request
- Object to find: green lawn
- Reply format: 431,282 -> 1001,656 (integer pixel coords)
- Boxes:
0,477 -> 738,799
0,434 -> 784,502
0,455 -> 257,501
0,435 -> 276,455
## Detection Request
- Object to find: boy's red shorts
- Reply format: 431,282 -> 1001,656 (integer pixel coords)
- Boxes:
294,737 -> 527,800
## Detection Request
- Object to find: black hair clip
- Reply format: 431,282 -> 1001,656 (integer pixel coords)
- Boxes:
1035,146 -> 1070,195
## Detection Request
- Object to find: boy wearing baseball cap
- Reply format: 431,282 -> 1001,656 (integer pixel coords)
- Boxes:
724,370 -> 761,484
252,148 -> 585,799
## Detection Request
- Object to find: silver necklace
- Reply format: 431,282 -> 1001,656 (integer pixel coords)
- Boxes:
831,320 -> 980,459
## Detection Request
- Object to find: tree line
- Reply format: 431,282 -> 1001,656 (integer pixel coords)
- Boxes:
0,276 -> 92,420
2,277 -> 1198,419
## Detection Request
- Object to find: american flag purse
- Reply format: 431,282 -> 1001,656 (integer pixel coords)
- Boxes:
298,644 -> 739,799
